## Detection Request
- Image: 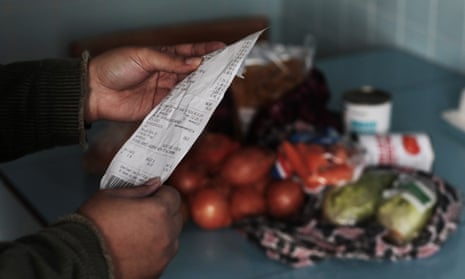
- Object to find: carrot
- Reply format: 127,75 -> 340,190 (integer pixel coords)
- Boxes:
280,141 -> 311,180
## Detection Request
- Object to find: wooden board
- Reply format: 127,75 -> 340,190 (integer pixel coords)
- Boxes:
69,16 -> 269,57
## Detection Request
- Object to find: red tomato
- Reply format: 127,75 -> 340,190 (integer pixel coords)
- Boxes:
189,188 -> 232,230
168,159 -> 209,196
266,179 -> 305,219
402,135 -> 420,155
229,188 -> 266,221
221,147 -> 275,187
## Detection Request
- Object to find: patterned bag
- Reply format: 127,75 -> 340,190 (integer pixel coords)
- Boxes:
234,166 -> 462,267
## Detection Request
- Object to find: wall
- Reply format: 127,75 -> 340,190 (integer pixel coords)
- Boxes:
2,0 -> 465,75
0,0 -> 282,63
283,0 -> 465,75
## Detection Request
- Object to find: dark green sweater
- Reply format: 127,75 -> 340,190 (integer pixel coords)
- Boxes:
0,56 -> 112,279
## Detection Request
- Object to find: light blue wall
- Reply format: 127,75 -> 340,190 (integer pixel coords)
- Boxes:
283,0 -> 465,74
0,0 -> 282,63
2,0 -> 465,75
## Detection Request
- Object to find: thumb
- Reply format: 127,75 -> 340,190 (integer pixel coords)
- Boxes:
138,49 -> 202,74
104,177 -> 162,198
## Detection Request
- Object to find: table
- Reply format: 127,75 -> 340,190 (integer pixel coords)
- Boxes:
0,172 -> 44,241
2,48 -> 465,279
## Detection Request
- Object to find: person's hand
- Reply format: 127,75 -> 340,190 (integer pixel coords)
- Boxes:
84,42 -> 225,123
78,180 -> 182,279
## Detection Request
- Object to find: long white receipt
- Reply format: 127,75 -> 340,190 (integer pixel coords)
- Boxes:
100,30 -> 263,189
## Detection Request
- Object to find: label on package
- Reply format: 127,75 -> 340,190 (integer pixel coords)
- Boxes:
344,102 -> 392,134
100,30 -> 264,189
357,133 -> 434,172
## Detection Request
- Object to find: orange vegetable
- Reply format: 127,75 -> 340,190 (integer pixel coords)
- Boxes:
281,141 -> 311,179
301,143 -> 329,172
319,164 -> 354,186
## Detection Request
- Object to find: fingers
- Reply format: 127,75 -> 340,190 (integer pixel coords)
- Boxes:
170,41 -> 226,57
136,49 -> 202,74
132,41 -> 226,77
104,179 -> 161,198
151,185 -> 182,216
172,209 -> 184,237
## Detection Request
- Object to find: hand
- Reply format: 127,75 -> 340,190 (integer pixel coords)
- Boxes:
78,180 -> 183,279
85,42 -> 225,123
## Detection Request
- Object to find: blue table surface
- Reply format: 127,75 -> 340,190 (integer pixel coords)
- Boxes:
2,47 -> 465,279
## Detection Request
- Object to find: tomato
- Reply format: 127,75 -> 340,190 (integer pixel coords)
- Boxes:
229,188 -> 266,221
402,135 -> 420,155
189,188 -> 232,230
221,147 -> 275,186
266,179 -> 305,219
168,159 -> 209,196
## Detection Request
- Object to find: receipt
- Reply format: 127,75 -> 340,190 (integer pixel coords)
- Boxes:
100,30 -> 264,189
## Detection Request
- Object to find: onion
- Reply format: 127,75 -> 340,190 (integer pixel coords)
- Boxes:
229,188 -> 266,221
253,177 -> 271,195
81,122 -> 138,175
189,188 -> 232,230
189,132 -> 240,173
168,159 -> 209,196
206,175 -> 233,197
266,179 -> 305,219
221,146 -> 275,187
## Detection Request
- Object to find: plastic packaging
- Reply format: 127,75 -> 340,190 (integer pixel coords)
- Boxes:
230,39 -> 316,136
356,133 -> 435,172
377,173 -> 437,244
272,137 -> 365,193
323,169 -> 396,226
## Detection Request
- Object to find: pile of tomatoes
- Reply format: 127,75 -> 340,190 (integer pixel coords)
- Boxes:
169,132 -> 306,230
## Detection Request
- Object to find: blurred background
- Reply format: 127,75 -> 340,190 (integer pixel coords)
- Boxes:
1,0 -> 464,74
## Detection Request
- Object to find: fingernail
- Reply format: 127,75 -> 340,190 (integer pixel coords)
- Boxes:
185,57 -> 202,66
144,177 -> 161,187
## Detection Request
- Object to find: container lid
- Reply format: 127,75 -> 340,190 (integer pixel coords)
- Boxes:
343,86 -> 391,105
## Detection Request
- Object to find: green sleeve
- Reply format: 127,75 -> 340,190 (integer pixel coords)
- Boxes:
0,53 -> 89,162
0,214 -> 112,279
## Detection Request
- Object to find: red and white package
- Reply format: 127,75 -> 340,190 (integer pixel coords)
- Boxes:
357,133 -> 434,172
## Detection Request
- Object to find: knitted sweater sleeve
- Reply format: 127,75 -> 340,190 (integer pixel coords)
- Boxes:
0,54 -> 112,278
0,214 -> 112,279
0,53 -> 89,162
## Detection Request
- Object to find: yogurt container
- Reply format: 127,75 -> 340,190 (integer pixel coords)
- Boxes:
343,86 -> 392,134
